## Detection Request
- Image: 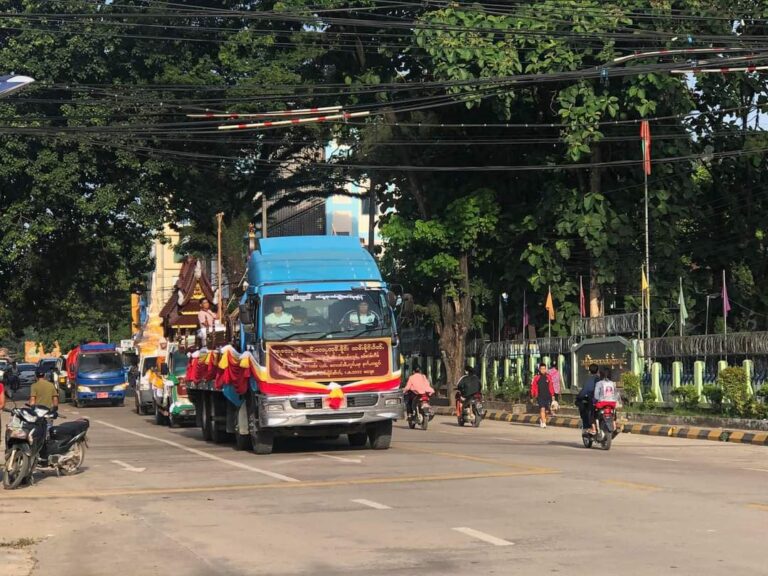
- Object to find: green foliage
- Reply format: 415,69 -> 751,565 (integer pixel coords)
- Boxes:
620,372 -> 641,405
717,367 -> 750,417
500,377 -> 525,404
702,384 -> 725,413
670,385 -> 700,411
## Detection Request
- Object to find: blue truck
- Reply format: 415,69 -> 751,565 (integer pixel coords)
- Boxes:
70,343 -> 128,408
187,236 -> 404,454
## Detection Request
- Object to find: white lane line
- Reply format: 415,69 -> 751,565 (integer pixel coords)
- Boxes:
744,468 -> 768,473
643,456 -> 679,462
352,499 -> 391,510
492,437 -> 519,443
111,460 -> 146,473
317,453 -> 363,464
94,420 -> 299,483
453,527 -> 514,547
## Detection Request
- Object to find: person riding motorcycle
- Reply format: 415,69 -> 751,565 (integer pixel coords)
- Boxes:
403,365 -> 434,417
576,363 -> 600,435
456,364 -> 481,411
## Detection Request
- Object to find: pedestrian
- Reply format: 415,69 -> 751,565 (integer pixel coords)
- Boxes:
548,361 -> 562,412
30,368 -> 59,411
531,362 -> 555,428
0,375 -> 5,424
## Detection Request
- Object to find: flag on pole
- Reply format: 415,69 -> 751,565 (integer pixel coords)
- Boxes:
722,271 -> 731,318
579,276 -> 586,318
640,120 -> 652,175
678,278 -> 688,327
641,267 -> 650,307
545,287 -> 555,321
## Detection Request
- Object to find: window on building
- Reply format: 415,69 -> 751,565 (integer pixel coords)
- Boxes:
331,212 -> 353,236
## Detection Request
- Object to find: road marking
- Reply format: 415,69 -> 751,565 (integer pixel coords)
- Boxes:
352,498 -> 391,510
94,420 -> 299,483
3,469 -> 551,500
453,527 -> 514,547
603,479 -> 661,492
111,460 -> 146,473
398,445 -> 557,474
492,436 -> 520,443
744,468 -> 768,473
318,453 -> 363,464
643,456 -> 679,462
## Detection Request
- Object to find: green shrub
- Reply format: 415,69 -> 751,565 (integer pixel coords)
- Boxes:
670,384 -> 700,410
640,388 -> 657,412
755,386 -> 768,403
717,367 -> 749,417
620,372 -> 641,405
500,377 -> 525,403
702,384 -> 724,413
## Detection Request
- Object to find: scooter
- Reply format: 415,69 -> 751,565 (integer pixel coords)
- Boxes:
3,404 -> 89,489
456,392 -> 485,428
582,402 -> 618,451
407,393 -> 433,430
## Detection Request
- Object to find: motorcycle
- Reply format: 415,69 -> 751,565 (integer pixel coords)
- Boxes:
456,392 -> 485,428
3,404 -> 89,489
407,393 -> 433,430
582,402 -> 618,451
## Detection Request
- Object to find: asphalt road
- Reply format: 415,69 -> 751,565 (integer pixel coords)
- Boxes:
2,396 -> 768,576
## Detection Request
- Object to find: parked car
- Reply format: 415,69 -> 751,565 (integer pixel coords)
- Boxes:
17,363 -> 37,386
0,357 -> 9,380
36,357 -> 57,379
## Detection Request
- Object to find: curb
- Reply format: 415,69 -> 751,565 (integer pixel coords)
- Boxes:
434,408 -> 768,446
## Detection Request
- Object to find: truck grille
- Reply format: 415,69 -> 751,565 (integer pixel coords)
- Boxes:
307,412 -> 364,421
346,394 -> 378,408
290,398 -> 323,410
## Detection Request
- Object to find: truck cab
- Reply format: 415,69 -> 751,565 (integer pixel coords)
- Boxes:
71,344 -> 128,408
240,236 -> 403,453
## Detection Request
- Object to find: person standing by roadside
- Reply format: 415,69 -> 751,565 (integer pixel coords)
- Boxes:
548,360 -> 562,403
30,368 -> 59,412
531,362 -> 555,428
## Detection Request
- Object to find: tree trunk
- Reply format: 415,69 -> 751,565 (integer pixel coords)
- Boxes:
436,254 -> 472,398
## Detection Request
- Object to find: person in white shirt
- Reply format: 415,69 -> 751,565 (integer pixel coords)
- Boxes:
347,301 -> 378,327
265,302 -> 293,326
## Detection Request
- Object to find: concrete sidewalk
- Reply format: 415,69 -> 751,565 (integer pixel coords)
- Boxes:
434,407 -> 768,446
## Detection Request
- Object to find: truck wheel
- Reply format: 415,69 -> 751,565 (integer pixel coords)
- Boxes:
348,433 -> 368,448
135,393 -> 144,415
154,403 -> 168,425
168,413 -> 179,429
201,395 -> 213,441
72,397 -> 80,409
210,399 -> 226,444
251,428 -> 274,455
367,420 -> 393,450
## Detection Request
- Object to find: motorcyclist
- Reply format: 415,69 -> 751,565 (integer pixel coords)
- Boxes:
456,364 -> 481,414
594,371 -> 620,410
2,361 -> 20,395
403,365 -> 435,416
576,363 -> 600,435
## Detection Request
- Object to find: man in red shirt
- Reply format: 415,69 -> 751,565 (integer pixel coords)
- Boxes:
403,365 -> 435,417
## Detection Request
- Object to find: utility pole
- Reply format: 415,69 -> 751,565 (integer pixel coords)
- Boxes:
367,183 -> 376,255
261,194 -> 268,239
216,212 -> 224,322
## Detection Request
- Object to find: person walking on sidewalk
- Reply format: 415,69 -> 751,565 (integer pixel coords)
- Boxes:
531,362 -> 555,428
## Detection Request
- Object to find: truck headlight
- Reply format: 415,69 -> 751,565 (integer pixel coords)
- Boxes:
77,386 -> 92,393
266,403 -> 284,412
113,384 -> 128,391
385,398 -> 402,406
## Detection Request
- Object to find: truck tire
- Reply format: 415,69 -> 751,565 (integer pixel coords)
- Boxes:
135,393 -> 145,415
348,433 -> 368,448
201,394 -> 213,441
367,420 -> 393,450
251,428 -> 274,455
210,397 -> 226,444
154,403 -> 168,425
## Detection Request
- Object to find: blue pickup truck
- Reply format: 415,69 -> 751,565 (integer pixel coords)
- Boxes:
71,344 -> 128,408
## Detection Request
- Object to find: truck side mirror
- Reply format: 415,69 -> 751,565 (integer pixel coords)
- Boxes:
239,303 -> 253,325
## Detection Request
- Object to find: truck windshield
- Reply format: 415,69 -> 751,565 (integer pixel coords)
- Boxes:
262,290 -> 391,342
79,353 -> 123,374
170,351 -> 188,377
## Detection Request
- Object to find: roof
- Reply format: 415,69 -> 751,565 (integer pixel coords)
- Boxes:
247,236 -> 382,288
159,256 -> 216,321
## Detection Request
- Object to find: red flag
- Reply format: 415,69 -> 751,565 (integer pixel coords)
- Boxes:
579,276 -> 586,318
640,120 -> 651,175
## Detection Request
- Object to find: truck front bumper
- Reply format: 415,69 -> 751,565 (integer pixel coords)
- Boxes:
258,391 -> 404,429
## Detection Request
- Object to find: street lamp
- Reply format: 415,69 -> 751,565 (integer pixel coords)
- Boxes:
0,75 -> 35,98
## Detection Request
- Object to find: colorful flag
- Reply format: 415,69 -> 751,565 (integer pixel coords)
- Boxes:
579,276 -> 586,318
545,287 -> 555,321
678,278 -> 688,327
640,120 -> 652,175
722,271 -> 731,318
641,268 -> 650,307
